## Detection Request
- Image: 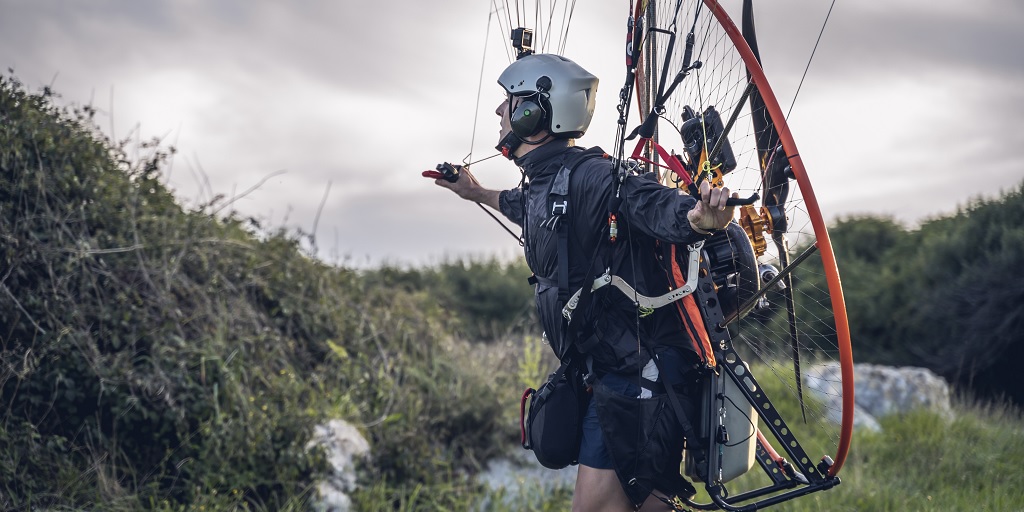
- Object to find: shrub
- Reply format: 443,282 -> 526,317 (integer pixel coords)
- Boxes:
0,74 -> 514,509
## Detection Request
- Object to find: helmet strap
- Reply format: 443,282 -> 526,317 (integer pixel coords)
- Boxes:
496,131 -> 524,160
496,131 -> 553,160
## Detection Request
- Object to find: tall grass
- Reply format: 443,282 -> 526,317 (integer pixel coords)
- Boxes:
817,398 -> 1024,512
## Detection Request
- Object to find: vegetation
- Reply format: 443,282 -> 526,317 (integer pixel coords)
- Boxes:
3,74 -> 1023,510
0,75 -> 521,510
683,371 -> 1024,512
358,369 -> 1024,511
784,186 -> 1024,406
362,257 -> 535,342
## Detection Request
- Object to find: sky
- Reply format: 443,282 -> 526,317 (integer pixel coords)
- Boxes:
2,0 -> 1022,268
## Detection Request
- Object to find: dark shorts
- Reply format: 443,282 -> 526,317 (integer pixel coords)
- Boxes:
578,347 -> 693,469
579,371 -> 633,468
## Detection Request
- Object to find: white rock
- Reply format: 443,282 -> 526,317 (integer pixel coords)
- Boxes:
306,419 -> 371,512
804,362 -> 953,433
804,363 -> 881,433
478,448 -> 577,494
854,364 -> 953,421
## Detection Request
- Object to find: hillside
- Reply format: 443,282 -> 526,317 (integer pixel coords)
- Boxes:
0,75 -> 518,510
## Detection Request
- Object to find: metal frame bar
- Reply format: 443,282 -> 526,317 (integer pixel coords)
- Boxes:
681,251 -> 841,511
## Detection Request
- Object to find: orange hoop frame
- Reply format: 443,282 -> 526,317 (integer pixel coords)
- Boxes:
701,0 -> 854,477
631,0 -> 855,479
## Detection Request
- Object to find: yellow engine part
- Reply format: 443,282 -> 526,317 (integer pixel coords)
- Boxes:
739,205 -> 768,257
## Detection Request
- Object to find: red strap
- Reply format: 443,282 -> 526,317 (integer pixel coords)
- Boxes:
669,245 -> 717,367
520,388 -> 535,448
630,138 -> 695,187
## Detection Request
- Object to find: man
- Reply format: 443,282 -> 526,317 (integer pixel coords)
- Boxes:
429,54 -> 736,511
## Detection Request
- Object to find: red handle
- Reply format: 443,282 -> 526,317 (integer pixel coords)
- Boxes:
520,388 -> 534,448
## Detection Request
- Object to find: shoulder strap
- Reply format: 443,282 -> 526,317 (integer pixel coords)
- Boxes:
549,146 -> 608,306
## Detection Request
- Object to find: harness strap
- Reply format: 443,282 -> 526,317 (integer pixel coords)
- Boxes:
547,147 -> 606,306
562,241 -> 704,321
557,213 -> 571,303
531,275 -> 558,288
668,244 -> 717,367
649,350 -> 710,482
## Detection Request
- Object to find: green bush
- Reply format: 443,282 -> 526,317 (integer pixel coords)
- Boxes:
763,187 -> 1024,406
0,74 -> 337,508
363,256 -> 536,342
0,75 -> 515,509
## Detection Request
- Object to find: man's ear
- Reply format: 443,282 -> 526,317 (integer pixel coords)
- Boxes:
509,98 -> 548,138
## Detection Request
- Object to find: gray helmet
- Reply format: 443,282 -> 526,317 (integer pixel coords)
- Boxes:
497,54 -> 599,138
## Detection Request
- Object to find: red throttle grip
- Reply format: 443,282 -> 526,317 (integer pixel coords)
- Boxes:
421,163 -> 461,183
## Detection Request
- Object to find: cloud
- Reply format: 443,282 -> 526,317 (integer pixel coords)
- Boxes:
750,0 -> 1024,79
2,0 -> 1020,265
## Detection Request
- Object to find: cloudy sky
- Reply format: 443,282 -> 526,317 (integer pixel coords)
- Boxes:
3,0 -> 1021,267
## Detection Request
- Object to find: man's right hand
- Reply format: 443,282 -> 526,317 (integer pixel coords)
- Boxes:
687,181 -> 738,234
425,165 -> 501,210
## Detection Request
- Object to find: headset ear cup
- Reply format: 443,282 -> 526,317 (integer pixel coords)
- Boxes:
510,99 -> 546,138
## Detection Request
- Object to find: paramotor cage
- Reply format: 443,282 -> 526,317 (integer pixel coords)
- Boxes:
620,0 -> 855,509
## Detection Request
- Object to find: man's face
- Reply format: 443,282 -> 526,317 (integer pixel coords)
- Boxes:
495,94 -> 515,143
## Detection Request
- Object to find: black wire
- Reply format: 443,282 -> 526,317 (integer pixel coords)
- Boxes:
478,203 -> 523,245
560,0 -> 578,54
503,0 -> 514,34
547,0 -> 557,52
535,0 -> 540,50
668,0 -> 686,32
493,0 -> 514,61
721,391 -> 757,447
786,0 -> 837,120
691,0 -> 703,33
461,153 -> 521,245
620,210 -> 651,477
466,8 -> 495,164
545,0 -> 562,53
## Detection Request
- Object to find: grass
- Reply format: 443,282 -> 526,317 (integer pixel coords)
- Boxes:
675,365 -> 1024,511
818,398 -> 1024,512
352,360 -> 1024,512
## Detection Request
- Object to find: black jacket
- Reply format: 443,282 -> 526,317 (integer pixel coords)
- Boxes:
499,140 -> 710,373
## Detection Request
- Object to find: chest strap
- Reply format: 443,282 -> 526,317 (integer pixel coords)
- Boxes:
562,241 -> 704,322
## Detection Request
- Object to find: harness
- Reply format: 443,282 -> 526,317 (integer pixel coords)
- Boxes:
530,145 -> 713,485
541,149 -> 706,341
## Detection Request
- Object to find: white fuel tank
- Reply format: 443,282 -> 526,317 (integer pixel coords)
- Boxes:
685,365 -> 758,483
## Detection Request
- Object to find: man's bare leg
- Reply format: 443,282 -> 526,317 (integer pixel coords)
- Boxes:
572,465 -> 634,512
572,465 -> 680,512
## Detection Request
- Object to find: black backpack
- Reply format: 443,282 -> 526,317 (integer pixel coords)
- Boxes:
519,354 -> 590,469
